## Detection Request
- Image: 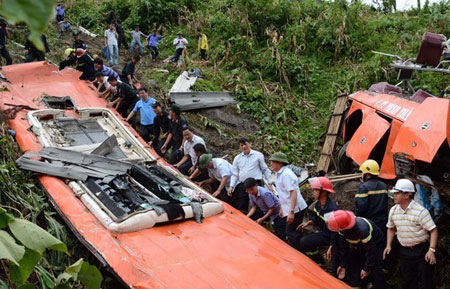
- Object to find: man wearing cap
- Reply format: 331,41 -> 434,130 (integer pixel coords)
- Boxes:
355,159 -> 389,239
228,137 -> 272,213
327,210 -> 386,289
75,49 -> 96,81
172,32 -> 188,63
197,154 -> 233,200
150,101 -> 170,154
383,179 -> 437,289
296,177 -> 340,272
270,152 -> 307,249
125,87 -> 156,142
174,126 -> 206,176
161,105 -> 188,164
244,177 -> 286,241
66,32 -> 87,50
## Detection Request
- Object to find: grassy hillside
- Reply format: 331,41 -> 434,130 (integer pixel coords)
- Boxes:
1,0 -> 450,288
62,0 -> 450,163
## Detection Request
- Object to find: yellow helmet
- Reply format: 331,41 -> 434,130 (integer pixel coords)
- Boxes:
359,159 -> 380,175
64,48 -> 75,57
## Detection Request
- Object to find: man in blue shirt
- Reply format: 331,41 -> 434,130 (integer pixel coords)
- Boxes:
125,87 -> 156,142
147,30 -> 163,61
245,178 -> 286,241
56,4 -> 65,22
93,58 -> 120,80
0,19 -> 12,65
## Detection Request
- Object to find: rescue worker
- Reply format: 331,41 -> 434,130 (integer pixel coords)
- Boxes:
327,210 -> 386,289
75,49 -> 96,81
296,177 -> 339,273
355,159 -> 388,238
228,137 -> 273,213
59,48 -> 76,70
383,179 -> 437,289
270,152 -> 307,249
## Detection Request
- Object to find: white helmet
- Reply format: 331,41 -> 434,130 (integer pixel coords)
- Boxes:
390,179 -> 415,193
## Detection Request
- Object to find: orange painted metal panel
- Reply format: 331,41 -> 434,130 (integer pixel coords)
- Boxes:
349,91 -> 419,122
379,120 -> 403,179
346,112 -> 390,166
0,62 -> 350,289
391,97 -> 449,163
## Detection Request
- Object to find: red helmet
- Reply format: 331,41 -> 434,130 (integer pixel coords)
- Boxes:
308,177 -> 335,193
327,210 -> 356,232
76,48 -> 86,58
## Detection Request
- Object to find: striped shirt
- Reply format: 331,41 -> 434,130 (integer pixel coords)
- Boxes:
387,200 -> 436,247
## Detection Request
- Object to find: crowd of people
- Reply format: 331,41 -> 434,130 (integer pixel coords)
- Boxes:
0,5 -> 441,289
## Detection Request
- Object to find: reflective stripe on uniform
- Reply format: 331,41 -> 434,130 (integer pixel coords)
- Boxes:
339,218 -> 373,244
355,189 -> 388,198
313,207 -> 327,222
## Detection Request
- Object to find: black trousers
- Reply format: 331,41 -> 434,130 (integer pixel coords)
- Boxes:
25,51 -> 45,63
172,48 -> 183,63
178,158 -> 192,175
400,243 -> 435,289
0,46 -> 12,65
59,57 -> 76,70
345,245 -> 386,289
148,46 -> 159,60
118,33 -> 128,49
231,182 -> 251,214
200,49 -> 207,60
283,210 -> 304,250
137,124 -> 154,143
298,231 -> 339,274
168,141 -> 183,165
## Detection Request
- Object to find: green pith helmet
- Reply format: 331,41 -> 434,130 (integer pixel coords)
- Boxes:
269,152 -> 289,164
198,153 -> 213,169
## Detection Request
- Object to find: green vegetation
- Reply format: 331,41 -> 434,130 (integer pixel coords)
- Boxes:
0,134 -> 102,289
1,0 -> 450,288
63,0 -> 449,164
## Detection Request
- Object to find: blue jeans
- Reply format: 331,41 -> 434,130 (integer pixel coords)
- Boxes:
130,39 -> 143,55
108,44 -> 118,66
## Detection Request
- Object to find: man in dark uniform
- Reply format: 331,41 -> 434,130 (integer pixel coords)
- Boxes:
75,49 -> 96,81
160,105 -> 187,164
108,76 -> 138,118
327,210 -> 386,289
0,18 -> 12,65
355,159 -> 388,239
297,177 -> 340,273
150,101 -> 170,155
24,34 -> 50,62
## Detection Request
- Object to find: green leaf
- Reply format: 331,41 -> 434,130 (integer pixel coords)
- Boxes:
0,208 -> 14,229
0,230 -> 25,266
0,0 -> 55,50
18,284 -> 37,289
10,248 -> 42,286
56,258 -> 83,285
78,261 -> 103,289
8,219 -> 68,255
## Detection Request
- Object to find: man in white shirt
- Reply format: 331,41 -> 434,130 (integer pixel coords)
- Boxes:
172,32 -> 188,63
228,137 -> 272,213
198,154 -> 233,201
383,179 -> 437,289
104,23 -> 119,66
128,26 -> 145,56
174,126 -> 206,176
270,151 -> 307,249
